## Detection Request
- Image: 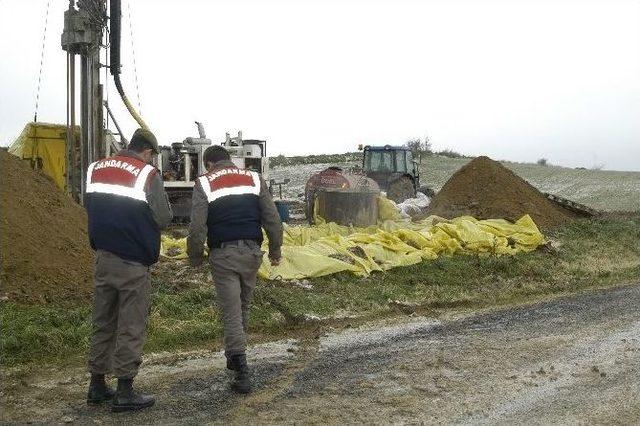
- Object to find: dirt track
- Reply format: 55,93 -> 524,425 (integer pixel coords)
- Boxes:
3,283 -> 640,424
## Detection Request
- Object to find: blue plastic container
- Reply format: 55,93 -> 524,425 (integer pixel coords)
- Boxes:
274,200 -> 290,223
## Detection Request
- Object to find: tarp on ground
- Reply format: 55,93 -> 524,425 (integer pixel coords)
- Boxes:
160,214 -> 546,280
8,122 -> 79,191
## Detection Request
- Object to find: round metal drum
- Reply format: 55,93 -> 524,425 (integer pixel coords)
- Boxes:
315,188 -> 379,227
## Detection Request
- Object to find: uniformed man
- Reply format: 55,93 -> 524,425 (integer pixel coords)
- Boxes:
84,128 -> 172,412
187,145 -> 283,394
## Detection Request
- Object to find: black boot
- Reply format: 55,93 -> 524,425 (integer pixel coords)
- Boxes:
228,354 -> 251,394
226,354 -> 235,371
87,374 -> 115,404
112,378 -> 155,412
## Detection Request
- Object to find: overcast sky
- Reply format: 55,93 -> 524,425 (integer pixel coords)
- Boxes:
1,0 -> 638,171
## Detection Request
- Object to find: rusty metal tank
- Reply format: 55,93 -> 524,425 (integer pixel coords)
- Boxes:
305,167 -> 380,226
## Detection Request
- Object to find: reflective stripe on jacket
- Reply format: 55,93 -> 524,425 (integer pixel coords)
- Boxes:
198,165 -> 263,248
85,154 -> 162,266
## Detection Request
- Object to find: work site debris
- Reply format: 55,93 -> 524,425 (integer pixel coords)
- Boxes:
397,192 -> 431,218
426,156 -> 575,228
377,196 -> 403,221
161,214 -> 546,280
1,150 -> 94,303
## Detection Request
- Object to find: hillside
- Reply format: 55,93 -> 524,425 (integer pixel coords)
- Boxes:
420,156 -> 640,212
269,154 -> 640,212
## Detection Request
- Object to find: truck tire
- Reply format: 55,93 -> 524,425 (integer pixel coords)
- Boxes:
387,176 -> 416,203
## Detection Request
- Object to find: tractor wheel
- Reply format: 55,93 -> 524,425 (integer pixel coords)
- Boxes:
387,176 -> 416,203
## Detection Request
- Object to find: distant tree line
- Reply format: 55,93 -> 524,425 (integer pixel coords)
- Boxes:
404,136 -> 467,159
270,152 -> 362,168
269,135 -> 472,168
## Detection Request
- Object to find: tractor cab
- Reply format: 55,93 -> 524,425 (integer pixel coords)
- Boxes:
363,145 -> 416,175
360,145 -> 427,203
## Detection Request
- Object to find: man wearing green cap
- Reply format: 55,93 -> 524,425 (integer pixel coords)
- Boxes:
84,128 -> 172,412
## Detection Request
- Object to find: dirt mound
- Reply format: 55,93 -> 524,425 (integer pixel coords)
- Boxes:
1,150 -> 93,303
426,156 -> 574,228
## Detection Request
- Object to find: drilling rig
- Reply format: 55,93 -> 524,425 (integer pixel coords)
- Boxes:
60,1 -> 270,220
60,0 -> 133,203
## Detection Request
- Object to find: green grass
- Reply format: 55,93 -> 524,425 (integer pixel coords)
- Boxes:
2,215 -> 639,368
1,304 -> 92,367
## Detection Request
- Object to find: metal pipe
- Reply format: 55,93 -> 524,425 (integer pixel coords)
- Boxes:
97,83 -> 104,158
90,50 -> 102,160
66,52 -> 71,195
103,100 -> 128,144
80,54 -> 89,200
184,153 -> 191,182
70,53 -> 77,201
88,54 -> 94,164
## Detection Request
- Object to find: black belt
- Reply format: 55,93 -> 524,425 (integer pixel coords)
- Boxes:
213,239 -> 259,249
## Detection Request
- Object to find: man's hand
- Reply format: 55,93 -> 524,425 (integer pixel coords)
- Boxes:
269,257 -> 281,267
189,257 -> 204,268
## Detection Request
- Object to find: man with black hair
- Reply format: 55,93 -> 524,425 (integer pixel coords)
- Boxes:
84,128 -> 172,412
187,145 -> 283,394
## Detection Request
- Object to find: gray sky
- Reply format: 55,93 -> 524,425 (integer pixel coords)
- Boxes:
1,0 -> 639,171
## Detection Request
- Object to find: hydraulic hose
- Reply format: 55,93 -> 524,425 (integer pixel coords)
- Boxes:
109,0 -> 148,130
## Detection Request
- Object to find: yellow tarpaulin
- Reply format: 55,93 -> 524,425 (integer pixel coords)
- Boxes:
8,122 -> 79,191
160,214 -> 546,280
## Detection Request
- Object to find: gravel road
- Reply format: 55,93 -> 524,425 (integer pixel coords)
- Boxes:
3,283 -> 639,424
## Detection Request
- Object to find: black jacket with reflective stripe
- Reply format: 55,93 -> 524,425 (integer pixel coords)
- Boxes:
85,150 -> 171,266
198,165 -> 263,248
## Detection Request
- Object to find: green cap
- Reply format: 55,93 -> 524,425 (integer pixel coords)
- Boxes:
131,128 -> 159,153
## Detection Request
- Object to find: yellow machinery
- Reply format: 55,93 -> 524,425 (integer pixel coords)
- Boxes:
8,122 -> 80,191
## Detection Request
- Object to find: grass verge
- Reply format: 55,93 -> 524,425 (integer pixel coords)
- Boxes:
2,214 -> 639,369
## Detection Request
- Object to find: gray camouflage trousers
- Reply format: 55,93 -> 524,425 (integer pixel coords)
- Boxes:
88,250 -> 151,378
209,240 -> 264,356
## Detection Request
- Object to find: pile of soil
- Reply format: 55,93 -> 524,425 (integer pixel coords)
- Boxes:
1,150 -> 94,303
426,156 -> 574,228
